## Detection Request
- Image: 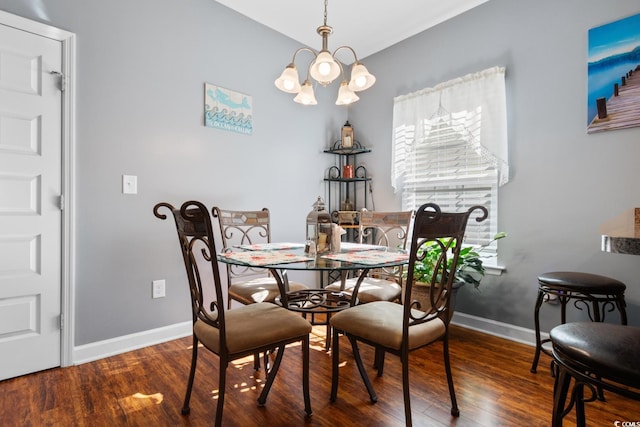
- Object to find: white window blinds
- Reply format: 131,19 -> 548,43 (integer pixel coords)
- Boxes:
392,67 -> 508,248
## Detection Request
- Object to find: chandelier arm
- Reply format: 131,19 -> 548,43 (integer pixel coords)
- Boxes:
291,46 -> 318,64
332,45 -> 360,64
334,59 -> 346,80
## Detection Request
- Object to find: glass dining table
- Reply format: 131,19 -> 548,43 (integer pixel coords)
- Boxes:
217,242 -> 409,346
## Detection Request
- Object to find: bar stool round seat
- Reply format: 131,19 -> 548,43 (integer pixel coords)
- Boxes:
550,322 -> 640,426
530,271 -> 627,374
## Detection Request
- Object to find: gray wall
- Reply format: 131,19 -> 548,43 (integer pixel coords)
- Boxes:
1,0 -> 638,350
352,0 -> 640,332
0,0 -> 346,345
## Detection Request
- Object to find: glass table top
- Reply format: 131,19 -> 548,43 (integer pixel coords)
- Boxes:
217,242 -> 408,271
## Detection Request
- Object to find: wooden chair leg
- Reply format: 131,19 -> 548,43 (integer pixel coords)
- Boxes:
181,335 -> 199,415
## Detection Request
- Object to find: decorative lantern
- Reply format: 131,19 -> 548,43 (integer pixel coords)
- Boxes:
341,121 -> 354,148
306,196 -> 332,255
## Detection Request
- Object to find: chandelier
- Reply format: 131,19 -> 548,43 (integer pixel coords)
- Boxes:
274,0 -> 376,106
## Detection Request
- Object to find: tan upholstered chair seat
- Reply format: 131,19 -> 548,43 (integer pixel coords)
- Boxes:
229,278 -> 308,305
194,302 -> 311,354
330,301 -> 445,351
325,278 -> 401,304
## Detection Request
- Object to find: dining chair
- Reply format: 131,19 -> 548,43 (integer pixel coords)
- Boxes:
325,209 -> 414,303
212,206 -> 308,308
154,201 -> 312,426
330,203 -> 488,426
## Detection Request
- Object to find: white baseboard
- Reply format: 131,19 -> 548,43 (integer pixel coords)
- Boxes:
72,321 -> 192,365
72,314 -> 546,366
451,312 -> 548,347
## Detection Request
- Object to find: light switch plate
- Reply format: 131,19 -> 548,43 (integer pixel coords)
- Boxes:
122,175 -> 137,194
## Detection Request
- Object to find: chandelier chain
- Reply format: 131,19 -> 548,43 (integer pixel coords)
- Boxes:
323,0 -> 328,26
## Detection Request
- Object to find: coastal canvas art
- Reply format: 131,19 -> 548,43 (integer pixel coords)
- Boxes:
205,84 -> 253,135
587,13 -> 640,133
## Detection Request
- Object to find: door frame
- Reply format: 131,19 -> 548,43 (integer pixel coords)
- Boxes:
0,10 -> 76,367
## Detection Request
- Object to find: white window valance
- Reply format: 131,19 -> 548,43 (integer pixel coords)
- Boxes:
392,66 -> 509,192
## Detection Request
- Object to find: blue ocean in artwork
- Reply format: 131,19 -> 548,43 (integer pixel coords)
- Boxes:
205,106 -> 253,135
204,85 -> 253,135
587,13 -> 640,124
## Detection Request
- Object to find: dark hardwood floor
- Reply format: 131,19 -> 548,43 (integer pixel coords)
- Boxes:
1,325 -> 636,426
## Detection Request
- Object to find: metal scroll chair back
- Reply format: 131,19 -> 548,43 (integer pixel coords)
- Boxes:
212,207 -> 308,308
214,207 -> 271,282
154,201 -> 312,426
404,203 -> 488,325
330,202 -> 488,426
358,209 -> 414,286
324,210 -> 413,304
157,202 -> 226,328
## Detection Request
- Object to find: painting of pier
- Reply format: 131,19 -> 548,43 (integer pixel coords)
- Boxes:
587,13 -> 640,134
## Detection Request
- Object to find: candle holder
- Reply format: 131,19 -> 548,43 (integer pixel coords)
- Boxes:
306,196 -> 332,254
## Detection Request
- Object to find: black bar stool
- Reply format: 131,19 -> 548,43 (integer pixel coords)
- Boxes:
530,271 -> 627,374
550,322 -> 640,426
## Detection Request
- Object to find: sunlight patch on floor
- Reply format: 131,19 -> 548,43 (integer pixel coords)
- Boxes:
117,392 -> 163,413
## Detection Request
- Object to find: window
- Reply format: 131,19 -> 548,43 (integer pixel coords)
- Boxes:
392,67 -> 509,252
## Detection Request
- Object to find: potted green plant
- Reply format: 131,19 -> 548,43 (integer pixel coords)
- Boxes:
411,232 -> 507,288
409,232 -> 507,314
412,232 -> 507,316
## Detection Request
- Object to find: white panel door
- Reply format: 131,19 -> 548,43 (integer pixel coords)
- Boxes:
0,23 -> 63,380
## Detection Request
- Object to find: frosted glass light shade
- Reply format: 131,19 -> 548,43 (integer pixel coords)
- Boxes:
335,80 -> 359,105
275,64 -> 301,93
309,51 -> 341,86
294,80 -> 318,105
348,62 -> 376,91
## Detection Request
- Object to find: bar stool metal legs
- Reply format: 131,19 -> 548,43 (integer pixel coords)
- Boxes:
531,272 -> 627,375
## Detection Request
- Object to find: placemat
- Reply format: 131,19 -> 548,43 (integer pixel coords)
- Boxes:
235,242 -> 305,251
322,250 -> 408,265
339,242 -> 388,252
221,250 -> 312,266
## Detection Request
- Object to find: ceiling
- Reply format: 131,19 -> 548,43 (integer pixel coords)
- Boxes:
215,0 -> 489,60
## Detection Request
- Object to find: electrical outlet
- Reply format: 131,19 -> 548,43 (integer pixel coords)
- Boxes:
152,279 -> 166,298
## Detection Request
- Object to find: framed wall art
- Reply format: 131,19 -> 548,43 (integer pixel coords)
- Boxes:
587,12 -> 640,133
204,83 -> 253,135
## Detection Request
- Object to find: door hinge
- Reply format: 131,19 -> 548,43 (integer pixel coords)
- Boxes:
59,194 -> 64,211
60,313 -> 64,330
50,70 -> 66,92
